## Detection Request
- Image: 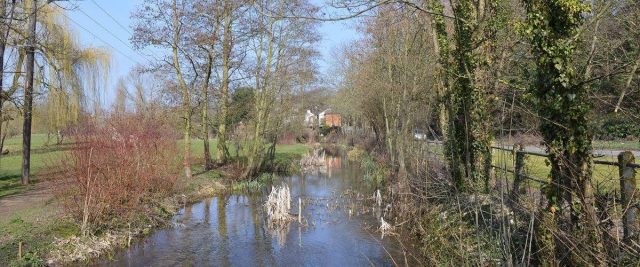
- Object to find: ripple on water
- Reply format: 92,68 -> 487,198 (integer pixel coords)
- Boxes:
98,159 -> 416,266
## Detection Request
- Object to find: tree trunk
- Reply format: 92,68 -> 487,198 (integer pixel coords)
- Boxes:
445,0 -> 492,192
428,0 -> 450,139
202,53 -> 214,170
242,12 -> 276,179
614,57 -> 639,113
172,0 -> 192,178
217,2 -> 232,164
21,0 -> 38,185
0,0 -> 6,150
523,0 -> 606,264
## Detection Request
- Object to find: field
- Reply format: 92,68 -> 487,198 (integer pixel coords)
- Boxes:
0,134 -> 71,198
593,140 -> 640,151
492,149 -> 621,191
1,134 -> 309,198
421,141 -> 626,191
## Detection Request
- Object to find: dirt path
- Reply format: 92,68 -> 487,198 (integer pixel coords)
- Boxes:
0,182 -> 55,223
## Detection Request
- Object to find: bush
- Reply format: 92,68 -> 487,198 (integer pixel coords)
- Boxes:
232,173 -> 275,192
360,152 -> 387,186
347,147 -> 366,162
599,117 -> 639,139
57,115 -> 179,234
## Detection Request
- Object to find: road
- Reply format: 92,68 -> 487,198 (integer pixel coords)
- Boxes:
424,140 -> 640,158
498,145 -> 640,158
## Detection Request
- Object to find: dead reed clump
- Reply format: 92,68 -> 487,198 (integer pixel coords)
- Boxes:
264,184 -> 293,224
264,184 -> 294,246
299,148 -> 327,172
48,233 -> 120,263
379,217 -> 393,239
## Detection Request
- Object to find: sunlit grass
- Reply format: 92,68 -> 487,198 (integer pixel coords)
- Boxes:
1,136 -> 309,198
592,140 -> 640,151
1,133 -> 71,153
492,149 -> 620,191
0,134 -> 69,197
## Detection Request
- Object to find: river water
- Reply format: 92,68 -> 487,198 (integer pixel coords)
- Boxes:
99,157 -> 417,266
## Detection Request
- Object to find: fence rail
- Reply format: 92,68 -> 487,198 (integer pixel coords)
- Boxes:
491,145 -> 640,168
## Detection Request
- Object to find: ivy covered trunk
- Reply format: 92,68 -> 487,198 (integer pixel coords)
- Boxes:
524,0 -> 605,265
429,0 -> 451,148
445,0 -> 492,192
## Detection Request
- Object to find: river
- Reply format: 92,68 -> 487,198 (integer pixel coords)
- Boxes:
98,156 -> 418,266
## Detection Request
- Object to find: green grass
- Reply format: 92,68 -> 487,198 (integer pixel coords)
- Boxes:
2,133 -> 73,153
272,143 -> 309,155
0,200 -> 79,266
0,134 -> 69,198
492,149 -> 620,191
592,140 -> 640,151
1,136 -> 309,199
422,141 -> 626,191
185,139 -> 309,158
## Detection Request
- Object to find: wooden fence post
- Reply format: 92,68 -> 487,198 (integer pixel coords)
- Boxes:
618,151 -> 637,242
510,144 -> 525,203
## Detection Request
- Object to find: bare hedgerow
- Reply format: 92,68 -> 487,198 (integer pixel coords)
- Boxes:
56,115 -> 179,235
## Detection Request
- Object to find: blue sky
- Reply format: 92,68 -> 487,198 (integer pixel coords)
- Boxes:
59,0 -> 361,106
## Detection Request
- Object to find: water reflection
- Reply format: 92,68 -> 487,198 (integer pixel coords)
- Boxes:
98,157 -> 415,266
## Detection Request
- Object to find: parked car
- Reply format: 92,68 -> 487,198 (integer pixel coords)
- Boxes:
413,129 -> 427,140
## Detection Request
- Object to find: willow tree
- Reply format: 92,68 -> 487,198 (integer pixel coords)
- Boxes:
40,7 -> 110,143
0,3 -> 109,148
43,46 -> 110,144
524,0 -> 605,264
0,0 -> 19,153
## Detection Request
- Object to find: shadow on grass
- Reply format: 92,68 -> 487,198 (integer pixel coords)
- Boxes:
0,175 -> 31,198
1,143 -> 76,157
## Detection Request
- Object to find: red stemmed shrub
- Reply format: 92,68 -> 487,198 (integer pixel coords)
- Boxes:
57,115 -> 179,234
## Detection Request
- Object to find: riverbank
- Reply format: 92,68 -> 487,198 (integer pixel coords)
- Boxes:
0,141 -> 309,266
339,143 -> 505,265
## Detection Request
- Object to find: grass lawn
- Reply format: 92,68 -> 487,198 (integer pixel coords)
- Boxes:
0,134 -> 69,198
492,149 -> 620,191
0,202 -> 78,266
2,133 -> 73,153
421,141 -> 627,192
1,136 -> 309,198
186,139 -> 309,157
592,140 -> 640,151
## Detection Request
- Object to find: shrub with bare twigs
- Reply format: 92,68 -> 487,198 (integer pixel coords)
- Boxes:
56,115 -> 179,234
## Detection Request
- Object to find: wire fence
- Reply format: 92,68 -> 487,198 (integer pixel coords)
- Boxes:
490,145 -> 639,241
420,139 -> 639,242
